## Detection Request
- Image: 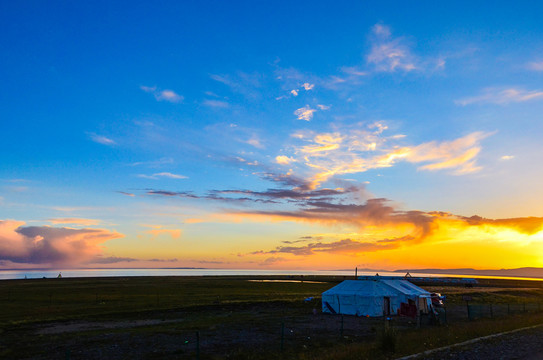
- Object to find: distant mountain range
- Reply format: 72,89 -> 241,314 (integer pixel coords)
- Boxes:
393,267 -> 543,279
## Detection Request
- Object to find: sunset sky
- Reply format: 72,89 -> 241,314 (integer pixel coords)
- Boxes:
1,1 -> 543,270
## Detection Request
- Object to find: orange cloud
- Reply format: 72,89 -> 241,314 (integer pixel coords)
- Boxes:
0,220 -> 123,267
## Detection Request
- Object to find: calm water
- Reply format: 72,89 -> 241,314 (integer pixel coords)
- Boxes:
0,268 -> 541,281
0,268 -> 415,280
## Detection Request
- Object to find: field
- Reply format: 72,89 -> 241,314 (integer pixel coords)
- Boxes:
1,275 -> 543,359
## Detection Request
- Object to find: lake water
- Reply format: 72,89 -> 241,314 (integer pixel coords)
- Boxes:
0,268 -> 435,280
0,268 -> 541,281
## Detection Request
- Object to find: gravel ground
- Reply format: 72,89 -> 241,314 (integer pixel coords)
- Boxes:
403,325 -> 543,360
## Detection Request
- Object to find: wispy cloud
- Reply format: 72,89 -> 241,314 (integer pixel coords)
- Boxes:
117,191 -> 135,197
138,172 -> 188,180
456,87 -> 543,106
281,125 -> 490,189
129,158 -> 174,167
145,228 -> 182,240
294,105 -> 317,121
48,218 -> 100,226
500,155 -> 515,161
203,99 -> 230,108
141,85 -> 183,103
210,72 -> 263,100
367,24 -> 417,72
88,133 -> 115,146
527,61 -> 543,71
302,83 -> 314,91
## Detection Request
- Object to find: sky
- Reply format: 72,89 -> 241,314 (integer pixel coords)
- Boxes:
1,1 -> 543,271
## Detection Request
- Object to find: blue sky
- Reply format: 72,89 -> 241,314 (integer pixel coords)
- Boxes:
1,1 -> 543,270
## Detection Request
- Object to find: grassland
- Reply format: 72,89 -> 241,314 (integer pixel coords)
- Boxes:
1,275 -> 543,359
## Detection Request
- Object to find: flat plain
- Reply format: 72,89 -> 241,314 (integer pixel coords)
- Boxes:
1,275 -> 543,359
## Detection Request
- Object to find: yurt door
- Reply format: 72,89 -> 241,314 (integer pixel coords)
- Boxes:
383,297 -> 391,316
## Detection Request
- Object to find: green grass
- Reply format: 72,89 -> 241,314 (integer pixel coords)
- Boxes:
0,276 -> 334,325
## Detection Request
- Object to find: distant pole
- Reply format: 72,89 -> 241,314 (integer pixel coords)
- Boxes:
355,267 -> 358,279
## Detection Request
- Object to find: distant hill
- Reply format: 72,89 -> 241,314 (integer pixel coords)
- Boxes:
393,267 -> 543,279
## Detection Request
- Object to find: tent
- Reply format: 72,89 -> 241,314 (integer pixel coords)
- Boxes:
321,278 -> 432,317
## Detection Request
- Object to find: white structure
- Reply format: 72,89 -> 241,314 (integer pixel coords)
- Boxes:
321,277 -> 432,317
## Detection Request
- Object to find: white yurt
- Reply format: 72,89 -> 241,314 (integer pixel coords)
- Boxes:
321,277 -> 432,317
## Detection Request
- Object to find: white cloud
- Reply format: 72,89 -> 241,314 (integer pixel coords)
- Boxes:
155,90 -> 183,103
203,99 -> 230,108
275,155 -> 295,165
302,83 -> 314,91
294,105 -> 317,121
89,133 -> 115,146
141,85 -> 183,103
456,87 -> 543,106
246,136 -> 264,149
290,89 -> 299,96
317,104 -> 331,110
500,155 -> 515,161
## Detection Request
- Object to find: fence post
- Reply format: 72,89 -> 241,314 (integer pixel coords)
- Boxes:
489,304 -> 493,318
340,315 -> 344,338
196,331 -> 200,360
466,302 -> 471,320
280,322 -> 285,352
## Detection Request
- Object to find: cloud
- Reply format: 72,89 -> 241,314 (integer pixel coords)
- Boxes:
0,220 -> 123,266
456,87 -> 543,106
88,133 -> 115,146
367,24 -> 417,72
294,105 -> 317,121
241,197 -> 543,258
245,136 -> 264,149
117,191 -> 135,197
146,228 -> 182,240
210,72 -> 263,100
257,238 -> 401,256
291,89 -> 298,96
141,85 -> 183,103
155,90 -> 183,103
275,155 -> 295,165
129,158 -> 174,167
527,61 -> 543,71
91,255 -> 138,264
302,83 -> 314,90
48,218 -> 100,226
203,99 -> 230,108
317,104 -> 331,110
405,132 -> 491,174
282,126 -> 490,189
138,172 -> 188,180
500,155 -> 515,161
